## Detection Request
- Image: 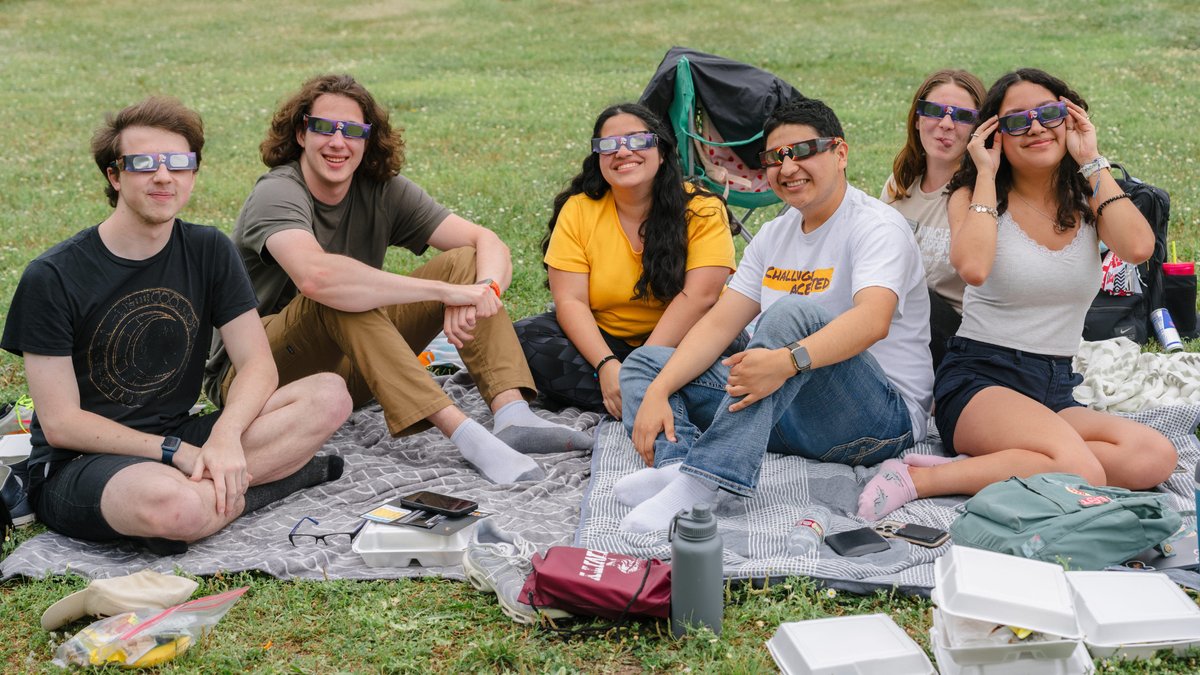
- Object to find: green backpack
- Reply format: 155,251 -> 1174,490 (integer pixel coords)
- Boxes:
949,473 -> 1183,571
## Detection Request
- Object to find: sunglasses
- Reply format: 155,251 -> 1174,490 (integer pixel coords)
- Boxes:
758,137 -> 842,167
288,516 -> 366,546
591,132 -> 658,155
915,99 -> 979,125
111,152 -> 197,172
998,102 -> 1069,136
304,114 -> 372,140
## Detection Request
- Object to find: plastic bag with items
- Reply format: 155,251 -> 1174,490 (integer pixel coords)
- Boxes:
52,586 -> 247,669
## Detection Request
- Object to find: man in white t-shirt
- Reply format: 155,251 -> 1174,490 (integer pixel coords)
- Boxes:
616,98 -> 933,533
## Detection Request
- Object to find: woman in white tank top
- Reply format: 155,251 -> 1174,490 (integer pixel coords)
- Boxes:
858,68 -> 1177,520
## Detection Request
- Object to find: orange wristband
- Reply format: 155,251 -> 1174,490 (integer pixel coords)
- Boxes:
479,278 -> 502,299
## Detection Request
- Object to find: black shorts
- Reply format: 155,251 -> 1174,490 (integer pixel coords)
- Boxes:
933,337 -> 1083,454
29,412 -> 223,541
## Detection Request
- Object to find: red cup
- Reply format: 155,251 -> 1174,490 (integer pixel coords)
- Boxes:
1164,262 -> 1195,276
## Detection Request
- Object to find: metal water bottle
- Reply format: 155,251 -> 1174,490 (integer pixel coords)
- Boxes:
669,503 -> 723,637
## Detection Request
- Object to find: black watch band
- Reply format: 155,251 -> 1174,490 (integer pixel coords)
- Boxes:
161,436 -> 181,466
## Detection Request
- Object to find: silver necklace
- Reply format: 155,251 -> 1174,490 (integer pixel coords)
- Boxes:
1012,191 -> 1057,225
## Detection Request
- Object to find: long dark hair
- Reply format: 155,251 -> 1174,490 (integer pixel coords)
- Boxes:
260,73 -> 404,182
887,69 -> 986,201
543,103 -> 726,302
947,68 -> 1091,232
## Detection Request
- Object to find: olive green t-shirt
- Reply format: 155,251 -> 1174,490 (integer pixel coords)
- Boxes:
203,162 -> 450,403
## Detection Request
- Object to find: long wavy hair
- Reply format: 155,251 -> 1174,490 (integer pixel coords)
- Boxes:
543,103 -> 727,302
886,69 -> 986,201
947,68 -> 1091,232
259,74 -> 405,182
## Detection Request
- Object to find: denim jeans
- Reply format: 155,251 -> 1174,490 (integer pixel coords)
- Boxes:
620,296 -> 913,496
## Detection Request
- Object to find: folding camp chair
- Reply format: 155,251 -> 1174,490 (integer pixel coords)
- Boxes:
640,47 -> 803,241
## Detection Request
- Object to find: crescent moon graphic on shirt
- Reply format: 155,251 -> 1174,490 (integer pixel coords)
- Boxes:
88,288 -> 199,408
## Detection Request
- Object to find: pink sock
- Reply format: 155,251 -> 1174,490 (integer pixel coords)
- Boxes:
857,459 -> 918,521
902,453 -> 959,468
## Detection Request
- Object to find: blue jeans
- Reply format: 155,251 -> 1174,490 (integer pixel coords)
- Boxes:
620,296 -> 913,496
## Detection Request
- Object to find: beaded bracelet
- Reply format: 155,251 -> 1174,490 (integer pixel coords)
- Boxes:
594,354 -> 620,379
1095,192 -> 1132,219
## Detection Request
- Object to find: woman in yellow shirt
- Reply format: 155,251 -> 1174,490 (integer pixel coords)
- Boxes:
515,103 -> 737,419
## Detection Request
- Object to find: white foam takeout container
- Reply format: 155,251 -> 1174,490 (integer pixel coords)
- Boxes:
353,520 -> 478,568
931,630 -> 1095,675
1067,570 -> 1200,659
932,547 -> 1081,665
766,613 -> 934,675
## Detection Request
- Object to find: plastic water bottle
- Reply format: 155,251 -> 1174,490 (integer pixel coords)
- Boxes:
786,505 -> 831,556
669,503 -> 723,637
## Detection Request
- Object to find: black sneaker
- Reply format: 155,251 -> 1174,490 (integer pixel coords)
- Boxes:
1,459 -> 34,527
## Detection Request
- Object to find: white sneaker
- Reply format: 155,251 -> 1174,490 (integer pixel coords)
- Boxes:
461,520 -> 571,625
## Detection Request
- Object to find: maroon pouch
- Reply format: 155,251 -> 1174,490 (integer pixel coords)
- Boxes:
519,546 -> 671,619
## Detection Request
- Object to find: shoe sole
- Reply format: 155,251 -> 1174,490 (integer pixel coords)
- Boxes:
10,511 -> 34,527
461,553 -> 571,625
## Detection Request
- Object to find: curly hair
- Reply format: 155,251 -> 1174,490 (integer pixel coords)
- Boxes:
91,96 -> 204,208
259,74 -> 404,182
886,69 -> 986,201
543,103 -> 728,303
947,68 -> 1091,232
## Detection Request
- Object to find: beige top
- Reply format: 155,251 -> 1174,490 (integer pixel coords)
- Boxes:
881,175 -> 964,313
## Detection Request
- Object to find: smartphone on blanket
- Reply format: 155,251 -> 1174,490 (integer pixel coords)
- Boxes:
874,520 -> 950,548
398,491 -> 479,518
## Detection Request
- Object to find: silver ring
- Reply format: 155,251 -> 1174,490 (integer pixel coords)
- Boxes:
970,133 -> 978,138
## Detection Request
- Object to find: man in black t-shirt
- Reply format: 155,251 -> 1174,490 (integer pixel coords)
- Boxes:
1,97 -> 352,553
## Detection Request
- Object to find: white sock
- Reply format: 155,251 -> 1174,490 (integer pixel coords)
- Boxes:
450,419 -> 545,484
492,400 -> 594,454
619,473 -> 718,534
613,463 -> 682,507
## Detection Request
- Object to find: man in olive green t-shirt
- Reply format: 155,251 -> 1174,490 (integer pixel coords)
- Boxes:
205,74 -> 592,484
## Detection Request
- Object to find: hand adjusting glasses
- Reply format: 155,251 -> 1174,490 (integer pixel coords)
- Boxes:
998,101 -> 1068,136
758,137 -> 843,167
915,100 -> 980,125
304,114 -> 372,140
288,516 -> 366,546
591,132 -> 658,154
111,152 -> 197,172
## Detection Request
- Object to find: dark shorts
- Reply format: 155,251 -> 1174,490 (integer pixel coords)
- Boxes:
933,336 -> 1083,454
29,411 -> 223,541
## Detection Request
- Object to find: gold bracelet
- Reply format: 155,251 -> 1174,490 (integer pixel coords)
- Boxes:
969,203 -> 999,220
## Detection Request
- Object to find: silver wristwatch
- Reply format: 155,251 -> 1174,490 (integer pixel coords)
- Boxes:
788,341 -> 811,373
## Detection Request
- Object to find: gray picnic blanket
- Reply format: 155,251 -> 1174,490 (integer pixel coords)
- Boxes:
1,372 -> 602,581
577,404 -> 1200,596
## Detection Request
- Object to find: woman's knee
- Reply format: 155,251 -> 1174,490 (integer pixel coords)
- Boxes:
1124,432 -> 1177,489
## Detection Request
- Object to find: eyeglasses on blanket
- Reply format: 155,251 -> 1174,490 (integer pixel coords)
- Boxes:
304,114 -> 372,139
915,99 -> 979,125
758,137 -> 842,167
288,516 -> 366,546
591,132 -> 658,155
111,152 -> 197,172
998,102 -> 1069,135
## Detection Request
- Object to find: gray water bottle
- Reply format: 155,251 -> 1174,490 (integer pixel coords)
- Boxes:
669,503 -> 723,638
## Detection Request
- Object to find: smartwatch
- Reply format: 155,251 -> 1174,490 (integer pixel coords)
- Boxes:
477,277 -> 502,299
787,341 -> 811,373
161,436 -> 181,466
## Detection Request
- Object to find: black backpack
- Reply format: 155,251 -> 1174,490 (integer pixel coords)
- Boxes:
1082,163 -> 1170,344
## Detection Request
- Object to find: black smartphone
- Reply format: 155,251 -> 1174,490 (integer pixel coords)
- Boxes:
825,527 -> 891,557
874,520 -> 950,548
398,491 -> 479,517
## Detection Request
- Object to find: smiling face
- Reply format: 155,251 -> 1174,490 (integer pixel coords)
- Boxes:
764,123 -> 847,217
107,125 -> 196,228
918,82 -> 977,170
997,80 -> 1067,172
297,93 -> 367,203
596,112 -> 662,193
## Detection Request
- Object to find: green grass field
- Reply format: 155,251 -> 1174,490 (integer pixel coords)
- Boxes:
3,0 -> 1200,671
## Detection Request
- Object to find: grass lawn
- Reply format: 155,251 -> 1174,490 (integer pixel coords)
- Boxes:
2,0 -> 1200,671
